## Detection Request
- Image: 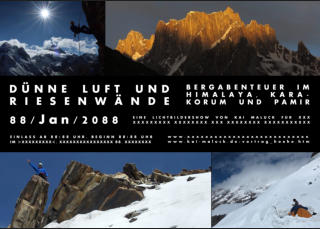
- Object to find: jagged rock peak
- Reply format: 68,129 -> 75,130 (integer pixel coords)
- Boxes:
126,30 -> 145,39
297,40 -> 316,66
159,7 -> 242,29
0,42 -> 12,49
224,6 -> 234,14
10,175 -> 49,228
43,161 -> 144,226
123,163 -> 146,181
116,30 -> 155,60
119,7 -> 277,64
298,41 -> 310,54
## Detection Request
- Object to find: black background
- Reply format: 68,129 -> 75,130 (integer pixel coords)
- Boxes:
0,76 -> 318,152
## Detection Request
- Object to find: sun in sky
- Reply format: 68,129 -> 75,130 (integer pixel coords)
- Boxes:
33,1 -> 55,22
40,8 -> 50,20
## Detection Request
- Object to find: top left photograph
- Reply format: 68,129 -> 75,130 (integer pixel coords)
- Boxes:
0,1 -> 105,76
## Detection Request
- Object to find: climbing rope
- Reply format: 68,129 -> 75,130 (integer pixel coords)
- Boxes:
78,16 -> 81,56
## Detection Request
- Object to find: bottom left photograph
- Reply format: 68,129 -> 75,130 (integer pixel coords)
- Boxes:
0,152 -> 211,228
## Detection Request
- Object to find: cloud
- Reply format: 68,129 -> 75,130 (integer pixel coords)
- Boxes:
0,37 -> 97,57
43,37 -> 98,55
213,152 -> 311,191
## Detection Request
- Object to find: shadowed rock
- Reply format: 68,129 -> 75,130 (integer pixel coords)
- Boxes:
187,177 -> 196,182
82,1 -> 105,75
178,168 -> 211,176
212,215 -> 226,227
123,163 -> 146,181
105,46 -> 158,75
117,7 -> 320,76
43,161 -> 144,225
150,169 -> 174,183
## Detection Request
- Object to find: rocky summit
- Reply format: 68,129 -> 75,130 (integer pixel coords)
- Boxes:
116,30 -> 155,60
116,7 -> 320,76
10,175 -> 49,228
43,161 -> 145,225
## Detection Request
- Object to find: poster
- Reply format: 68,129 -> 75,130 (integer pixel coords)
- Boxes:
0,0 -> 319,228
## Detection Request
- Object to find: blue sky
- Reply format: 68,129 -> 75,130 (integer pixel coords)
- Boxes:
107,1 -> 320,57
0,152 -> 210,227
212,152 -> 312,189
0,1 -> 97,56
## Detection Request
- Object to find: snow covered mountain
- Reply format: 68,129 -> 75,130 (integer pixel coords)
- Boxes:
45,172 -> 211,228
116,7 -> 320,76
212,184 -> 271,226
0,42 -> 99,76
0,42 -> 42,75
213,154 -> 320,228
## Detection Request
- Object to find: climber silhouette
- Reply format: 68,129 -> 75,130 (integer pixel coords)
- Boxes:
27,160 -> 48,181
70,21 -> 92,38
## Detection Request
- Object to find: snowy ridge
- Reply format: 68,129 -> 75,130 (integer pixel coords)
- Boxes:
212,203 -> 245,216
212,184 -> 271,210
0,42 -> 98,76
257,43 -> 320,76
168,55 -> 187,76
210,21 -> 240,49
214,157 -> 320,228
45,172 -> 211,228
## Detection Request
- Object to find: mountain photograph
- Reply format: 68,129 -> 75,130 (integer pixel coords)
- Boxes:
0,1 -> 104,76
106,1 -> 320,76
0,152 -> 211,228
212,152 -> 320,228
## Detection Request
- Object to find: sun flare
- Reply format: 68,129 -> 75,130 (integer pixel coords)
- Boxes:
40,8 -> 50,20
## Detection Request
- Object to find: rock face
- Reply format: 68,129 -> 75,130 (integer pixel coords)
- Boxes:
144,7 -> 277,75
118,7 -> 320,76
43,161 -> 144,225
151,169 -> 174,183
96,2 -> 157,75
105,46 -> 158,75
116,31 -> 155,60
178,168 -> 211,176
123,163 -> 146,182
10,160 -> 209,227
10,175 -> 49,228
82,1 -> 105,75
211,185 -> 270,227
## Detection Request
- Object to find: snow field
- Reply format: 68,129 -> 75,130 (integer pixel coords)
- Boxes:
214,156 -> 320,228
46,172 -> 211,228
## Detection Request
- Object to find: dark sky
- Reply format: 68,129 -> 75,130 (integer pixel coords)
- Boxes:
106,1 -> 320,57
0,1 -> 95,54
0,152 -> 210,227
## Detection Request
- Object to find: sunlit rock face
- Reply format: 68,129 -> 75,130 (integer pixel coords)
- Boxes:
117,7 -> 320,76
116,30 -> 155,60
144,7 -> 278,75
